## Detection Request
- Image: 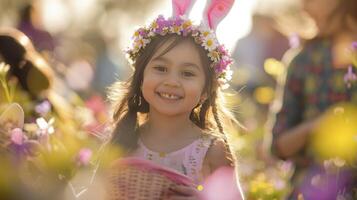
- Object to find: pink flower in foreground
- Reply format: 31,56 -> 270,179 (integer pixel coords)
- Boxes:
8,128 -> 39,158
10,128 -> 25,145
199,166 -> 244,200
76,148 -> 92,167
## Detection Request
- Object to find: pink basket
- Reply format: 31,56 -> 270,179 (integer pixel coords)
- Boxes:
106,158 -> 194,200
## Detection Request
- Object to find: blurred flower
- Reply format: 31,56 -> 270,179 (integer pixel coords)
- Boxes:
85,95 -> 106,115
323,158 -> 346,174
248,173 -> 285,200
310,103 -> 357,163
199,166 -> 243,200
343,66 -> 356,88
10,128 -> 25,145
36,117 -> 55,135
310,174 -> 324,187
299,167 -> 352,200
76,148 -> 92,167
7,128 -> 40,158
35,100 -> 52,116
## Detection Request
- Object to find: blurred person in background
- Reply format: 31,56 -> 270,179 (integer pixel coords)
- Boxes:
232,13 -> 289,94
17,0 -> 55,54
269,0 -> 357,199
232,13 -> 290,133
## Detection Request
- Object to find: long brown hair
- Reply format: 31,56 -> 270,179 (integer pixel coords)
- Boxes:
108,34 -> 236,153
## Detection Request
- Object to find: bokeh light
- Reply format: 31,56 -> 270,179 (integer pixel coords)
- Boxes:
310,103 -> 357,164
264,58 -> 285,78
253,86 -> 275,105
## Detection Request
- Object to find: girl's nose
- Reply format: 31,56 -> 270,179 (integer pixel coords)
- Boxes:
163,74 -> 180,87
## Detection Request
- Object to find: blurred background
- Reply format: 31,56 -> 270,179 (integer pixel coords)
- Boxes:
0,0 -> 356,199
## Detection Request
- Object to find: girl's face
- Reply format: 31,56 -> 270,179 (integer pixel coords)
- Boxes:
141,38 -> 206,117
302,0 -> 340,35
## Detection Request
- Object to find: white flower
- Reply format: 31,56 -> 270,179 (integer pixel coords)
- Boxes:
148,31 -> 156,37
202,36 -> 218,51
311,174 -> 324,187
218,78 -> 229,89
225,67 -> 233,81
198,25 -> 215,38
36,117 -> 55,135
208,51 -> 220,62
170,25 -> 182,35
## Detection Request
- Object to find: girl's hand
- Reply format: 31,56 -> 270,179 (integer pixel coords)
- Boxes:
167,185 -> 200,200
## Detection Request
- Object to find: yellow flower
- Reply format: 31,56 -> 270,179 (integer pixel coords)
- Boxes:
202,31 -> 210,37
208,51 -> 220,62
171,25 -> 181,34
182,20 -> 192,29
150,21 -> 158,29
203,37 -> 217,51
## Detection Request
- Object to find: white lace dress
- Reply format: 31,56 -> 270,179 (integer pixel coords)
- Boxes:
130,135 -> 213,183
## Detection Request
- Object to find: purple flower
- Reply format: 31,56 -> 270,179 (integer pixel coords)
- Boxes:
344,65 -> 357,88
217,45 -> 228,55
155,15 -> 168,30
298,166 -> 354,200
8,128 -> 39,158
138,28 -> 147,37
215,62 -> 225,73
35,100 -> 51,116
76,148 -> 92,167
173,17 -> 184,26
10,128 -> 25,145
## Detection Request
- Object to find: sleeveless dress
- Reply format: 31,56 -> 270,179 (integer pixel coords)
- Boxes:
130,135 -> 213,183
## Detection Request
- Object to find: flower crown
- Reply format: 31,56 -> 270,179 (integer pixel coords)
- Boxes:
126,0 -> 235,88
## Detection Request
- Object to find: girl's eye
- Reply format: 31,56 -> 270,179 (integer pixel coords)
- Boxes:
153,66 -> 167,72
182,71 -> 196,77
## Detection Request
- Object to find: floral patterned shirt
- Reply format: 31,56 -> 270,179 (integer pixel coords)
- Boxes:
273,39 -> 357,139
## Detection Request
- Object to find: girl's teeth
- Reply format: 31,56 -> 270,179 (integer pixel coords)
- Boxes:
160,93 -> 180,99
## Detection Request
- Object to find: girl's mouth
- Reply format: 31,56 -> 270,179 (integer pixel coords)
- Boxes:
156,92 -> 183,100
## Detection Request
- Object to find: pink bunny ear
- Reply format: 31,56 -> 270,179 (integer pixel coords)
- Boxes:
203,0 -> 235,30
172,0 -> 197,17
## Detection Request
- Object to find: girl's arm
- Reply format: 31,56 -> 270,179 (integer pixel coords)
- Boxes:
168,138 -> 235,200
205,138 -> 233,173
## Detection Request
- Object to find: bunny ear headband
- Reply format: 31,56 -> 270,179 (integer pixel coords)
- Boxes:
126,0 -> 235,88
